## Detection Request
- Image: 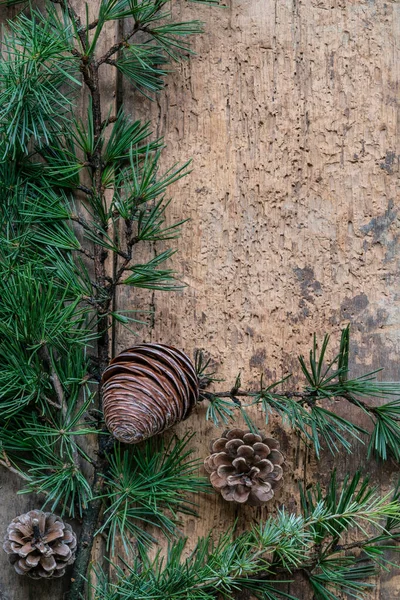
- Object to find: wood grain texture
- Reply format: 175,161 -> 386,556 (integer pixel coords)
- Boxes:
1,0 -> 400,598
115,0 -> 400,598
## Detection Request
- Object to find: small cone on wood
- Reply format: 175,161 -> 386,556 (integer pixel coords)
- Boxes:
101,343 -> 199,444
204,428 -> 284,506
3,510 -> 77,579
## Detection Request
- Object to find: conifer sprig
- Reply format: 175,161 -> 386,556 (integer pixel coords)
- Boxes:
0,1 -> 223,596
0,5 -> 79,157
88,472 -> 400,600
96,434 -> 210,555
1,1 -> 399,599
199,326 -> 400,460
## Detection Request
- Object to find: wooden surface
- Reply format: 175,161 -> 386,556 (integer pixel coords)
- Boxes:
1,0 -> 400,598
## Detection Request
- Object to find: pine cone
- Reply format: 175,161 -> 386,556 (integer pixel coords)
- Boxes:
102,343 -> 199,443
204,428 -> 284,506
3,510 -> 77,579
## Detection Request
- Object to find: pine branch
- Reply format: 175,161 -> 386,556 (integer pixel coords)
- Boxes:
96,434 -> 211,555
0,453 -> 31,483
38,344 -> 81,470
49,2 -> 199,595
98,22 -> 141,65
198,327 -> 400,459
88,473 -> 400,600
49,0 -> 87,52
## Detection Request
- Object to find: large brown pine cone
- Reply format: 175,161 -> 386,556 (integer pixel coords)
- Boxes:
102,344 -> 199,443
204,428 -> 284,506
3,510 -> 77,579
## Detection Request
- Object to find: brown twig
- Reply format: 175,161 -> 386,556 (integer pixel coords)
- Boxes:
77,184 -> 95,197
64,6 -> 114,599
201,387 -> 380,414
333,530 -> 400,552
101,115 -> 118,130
50,0 -> 87,52
0,454 -> 31,483
43,396 -> 62,410
70,213 -> 93,232
200,388 -> 316,404
38,344 -> 81,472
39,345 -> 67,410
77,247 -> 96,261
87,19 -> 99,31
98,23 -> 141,65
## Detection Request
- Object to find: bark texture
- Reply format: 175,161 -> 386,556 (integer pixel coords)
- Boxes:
1,1 -> 399,599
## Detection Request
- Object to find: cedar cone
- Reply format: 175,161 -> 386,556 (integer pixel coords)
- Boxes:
3,510 -> 77,579
101,344 -> 199,443
204,428 -> 284,506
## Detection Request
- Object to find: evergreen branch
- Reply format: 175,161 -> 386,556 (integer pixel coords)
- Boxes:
114,44 -> 169,97
98,22 -> 141,65
43,396 -> 63,410
0,1 -> 220,599
88,473 -> 400,600
122,249 -> 183,291
76,246 -> 96,261
0,6 -> 81,157
49,0 -> 87,52
96,434 -> 211,555
38,344 -> 81,471
198,327 -> 400,459
0,453 -> 31,483
70,212 -> 94,232
0,450 -> 81,519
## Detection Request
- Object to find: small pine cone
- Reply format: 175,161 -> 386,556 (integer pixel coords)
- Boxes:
3,510 -> 77,579
204,428 -> 284,506
102,344 -> 199,444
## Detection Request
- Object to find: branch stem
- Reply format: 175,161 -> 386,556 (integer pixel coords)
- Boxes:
0,457 -> 31,482
98,23 -> 141,64
66,7 -> 114,597
38,345 -> 81,470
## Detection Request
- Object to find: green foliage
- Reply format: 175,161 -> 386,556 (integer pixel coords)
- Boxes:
0,263 -> 92,415
0,0 -> 213,526
0,5 -> 79,157
97,434 -> 211,553
116,45 -> 169,97
20,445 -> 94,518
1,1 -> 400,599
309,559 -> 375,600
202,326 -> 400,460
136,197 -> 187,242
0,392 -> 96,518
89,472 -> 400,600
368,400 -> 400,461
124,249 -> 183,291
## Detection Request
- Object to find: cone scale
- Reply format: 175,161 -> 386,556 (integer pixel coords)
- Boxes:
102,343 -> 199,444
204,428 -> 285,506
3,510 -> 77,579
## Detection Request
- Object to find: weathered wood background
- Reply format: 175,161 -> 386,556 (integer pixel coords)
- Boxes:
1,0 -> 399,598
